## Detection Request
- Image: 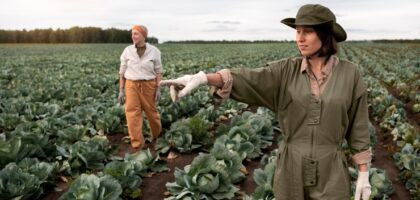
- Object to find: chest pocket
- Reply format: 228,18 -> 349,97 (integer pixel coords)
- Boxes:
127,54 -> 140,66
140,59 -> 154,70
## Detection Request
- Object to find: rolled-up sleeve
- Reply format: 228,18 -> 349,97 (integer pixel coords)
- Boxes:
346,72 -> 372,165
210,69 -> 233,100
154,50 -> 163,74
119,48 -> 128,75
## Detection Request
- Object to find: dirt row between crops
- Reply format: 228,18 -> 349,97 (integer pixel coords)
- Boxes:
41,122 -> 276,200
41,108 -> 412,200
363,72 -> 416,200
385,83 -> 420,130
107,133 -> 276,200
376,73 -> 420,130
129,119 -> 413,200
370,118 -> 411,200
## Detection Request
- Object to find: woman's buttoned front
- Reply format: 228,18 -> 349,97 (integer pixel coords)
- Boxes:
120,44 -> 162,81
230,57 -> 369,200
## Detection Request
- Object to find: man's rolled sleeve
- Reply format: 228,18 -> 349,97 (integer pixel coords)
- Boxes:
119,49 -> 128,75
154,51 -> 163,74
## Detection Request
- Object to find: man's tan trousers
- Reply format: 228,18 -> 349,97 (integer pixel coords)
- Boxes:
125,80 -> 161,148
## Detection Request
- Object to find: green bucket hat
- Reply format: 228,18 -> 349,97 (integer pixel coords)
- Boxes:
281,4 -> 347,42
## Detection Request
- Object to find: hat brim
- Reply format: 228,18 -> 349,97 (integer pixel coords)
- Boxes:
332,23 -> 346,42
281,18 -> 298,28
280,18 -> 347,42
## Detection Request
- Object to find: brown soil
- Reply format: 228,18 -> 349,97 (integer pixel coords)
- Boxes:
362,66 -> 417,199
40,119 -> 412,200
365,66 -> 419,130
404,101 -> 420,128
238,140 -> 279,197
370,120 -> 411,200
40,130 -> 278,200
106,133 -> 201,200
140,149 -> 199,200
379,78 -> 420,130
139,132 -> 279,200
39,181 -> 70,200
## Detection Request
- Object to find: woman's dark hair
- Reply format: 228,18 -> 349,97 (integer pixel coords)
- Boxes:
313,24 -> 338,58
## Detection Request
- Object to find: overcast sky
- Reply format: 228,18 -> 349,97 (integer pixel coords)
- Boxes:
1,0 -> 419,42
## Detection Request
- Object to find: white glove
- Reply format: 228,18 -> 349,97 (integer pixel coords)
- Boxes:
160,71 -> 208,102
118,88 -> 125,104
355,171 -> 371,200
155,87 -> 161,101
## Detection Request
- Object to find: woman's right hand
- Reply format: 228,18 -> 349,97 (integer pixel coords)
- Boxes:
117,88 -> 125,104
160,71 -> 208,102
354,171 -> 371,200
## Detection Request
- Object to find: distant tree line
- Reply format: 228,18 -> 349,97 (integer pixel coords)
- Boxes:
0,26 -> 159,44
1,27 -> 417,44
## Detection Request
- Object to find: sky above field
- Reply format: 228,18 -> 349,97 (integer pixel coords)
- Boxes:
1,0 -> 419,42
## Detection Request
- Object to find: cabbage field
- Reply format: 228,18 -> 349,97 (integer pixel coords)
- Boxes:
0,43 -> 418,200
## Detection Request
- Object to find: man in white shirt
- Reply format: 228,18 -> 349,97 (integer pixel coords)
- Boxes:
118,25 -> 162,150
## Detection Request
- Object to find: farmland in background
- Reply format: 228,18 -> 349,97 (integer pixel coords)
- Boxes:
0,43 -> 418,200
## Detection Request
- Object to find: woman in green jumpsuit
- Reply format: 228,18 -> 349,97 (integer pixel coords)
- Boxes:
161,4 -> 372,200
